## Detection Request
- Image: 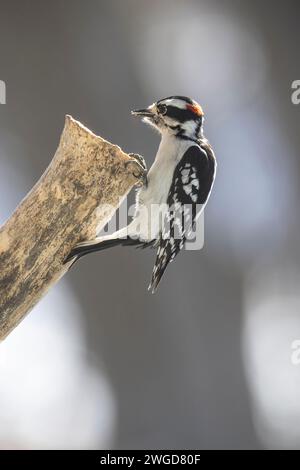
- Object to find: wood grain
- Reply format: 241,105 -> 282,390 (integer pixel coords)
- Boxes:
0,115 -> 144,339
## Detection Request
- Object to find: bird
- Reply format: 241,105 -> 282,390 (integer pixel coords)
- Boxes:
65,96 -> 217,292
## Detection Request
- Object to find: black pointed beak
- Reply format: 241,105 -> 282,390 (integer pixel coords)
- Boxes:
131,108 -> 154,118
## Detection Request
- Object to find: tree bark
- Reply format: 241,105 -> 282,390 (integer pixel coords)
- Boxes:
0,115 -> 144,340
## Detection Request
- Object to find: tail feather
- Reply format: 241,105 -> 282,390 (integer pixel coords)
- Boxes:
64,235 -> 151,267
65,238 -> 123,264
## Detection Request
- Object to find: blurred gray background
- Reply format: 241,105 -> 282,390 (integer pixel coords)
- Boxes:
0,0 -> 300,449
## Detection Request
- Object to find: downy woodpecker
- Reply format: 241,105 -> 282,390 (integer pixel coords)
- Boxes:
65,96 -> 217,292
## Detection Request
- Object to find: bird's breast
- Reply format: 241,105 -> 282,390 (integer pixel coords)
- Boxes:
133,137 -> 193,241
139,136 -> 190,207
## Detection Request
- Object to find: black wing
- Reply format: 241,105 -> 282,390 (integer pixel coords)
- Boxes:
149,144 -> 216,293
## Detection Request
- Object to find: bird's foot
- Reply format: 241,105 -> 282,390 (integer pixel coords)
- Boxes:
128,153 -> 147,171
127,153 -> 148,187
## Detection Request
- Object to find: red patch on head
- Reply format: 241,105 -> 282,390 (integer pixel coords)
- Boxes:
186,103 -> 203,117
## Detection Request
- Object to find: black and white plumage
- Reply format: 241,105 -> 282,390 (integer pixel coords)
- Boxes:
150,144 -> 215,291
65,96 -> 217,292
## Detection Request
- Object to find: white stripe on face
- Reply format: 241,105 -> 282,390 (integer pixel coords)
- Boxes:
159,99 -> 188,110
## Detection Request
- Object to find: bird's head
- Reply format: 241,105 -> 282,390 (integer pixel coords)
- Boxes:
132,96 -> 204,140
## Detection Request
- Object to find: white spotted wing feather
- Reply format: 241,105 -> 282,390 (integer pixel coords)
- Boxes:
149,144 -> 216,292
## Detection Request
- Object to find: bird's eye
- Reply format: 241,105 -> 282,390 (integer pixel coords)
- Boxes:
157,104 -> 167,115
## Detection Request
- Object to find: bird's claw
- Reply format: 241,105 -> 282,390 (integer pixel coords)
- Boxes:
128,153 -> 147,171
126,153 -> 148,187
